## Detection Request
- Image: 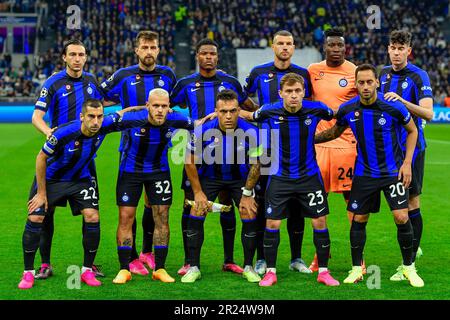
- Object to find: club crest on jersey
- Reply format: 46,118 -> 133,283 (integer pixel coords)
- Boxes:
158,79 -> 165,87
378,117 -> 386,126
351,202 -> 358,210
266,206 -> 273,215
95,138 -> 101,146
402,81 -> 408,89
40,87 -> 48,98
166,130 -> 173,138
304,118 -> 312,125
87,86 -> 93,95
319,71 -> 324,77
339,78 -> 348,87
122,193 -> 129,202
218,86 -> 226,92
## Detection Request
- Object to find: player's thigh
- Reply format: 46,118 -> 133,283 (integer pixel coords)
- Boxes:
382,178 -> 409,212
409,151 -> 425,198
116,172 -> 143,207
329,147 -> 356,193
295,182 -> 329,219
144,172 -> 173,206
264,177 -> 293,220
315,145 -> 331,192
88,160 -> 100,200
67,179 -> 99,215
347,176 -> 381,214
200,178 -> 222,202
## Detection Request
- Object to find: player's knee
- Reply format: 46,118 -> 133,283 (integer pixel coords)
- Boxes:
408,195 -> 420,210
82,209 -> 99,223
28,214 -> 45,223
353,213 -> 369,223
311,216 -> 327,229
393,211 -> 409,224
266,219 -> 281,230
119,207 -> 136,224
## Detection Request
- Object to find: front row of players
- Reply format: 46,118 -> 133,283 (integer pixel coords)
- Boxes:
19,67 -> 424,289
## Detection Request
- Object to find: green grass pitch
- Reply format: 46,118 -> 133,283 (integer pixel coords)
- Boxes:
1,123 -> 449,300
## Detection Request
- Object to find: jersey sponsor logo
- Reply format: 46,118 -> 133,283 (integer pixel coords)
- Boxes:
101,82 -> 107,88
62,91 -> 73,97
158,79 -> 165,87
48,135 -> 58,146
378,117 -> 386,126
131,81 -> 141,86
401,81 -> 408,89
36,101 -> 47,108
40,87 -> 48,98
339,78 -> 348,87
87,86 -> 93,95
421,85 -> 432,92
404,113 -> 411,123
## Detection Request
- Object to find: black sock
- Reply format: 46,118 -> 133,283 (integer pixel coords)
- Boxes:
241,218 -> 258,266
256,209 -> 266,260
181,206 -> 190,264
154,245 -> 168,270
39,209 -> 54,265
313,229 -> 331,268
350,221 -> 367,266
130,218 -> 139,260
23,219 -> 43,270
220,209 -> 236,264
142,206 -> 155,254
82,222 -> 100,268
186,215 -> 205,268
397,220 -> 414,266
117,246 -> 132,270
409,208 -> 422,262
287,214 -> 305,261
263,228 -> 280,269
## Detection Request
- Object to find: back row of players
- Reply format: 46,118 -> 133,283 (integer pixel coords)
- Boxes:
19,27 -> 432,289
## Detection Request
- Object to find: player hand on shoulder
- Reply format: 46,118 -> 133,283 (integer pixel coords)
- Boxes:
384,92 -> 404,104
195,112 -> 217,126
28,193 -> 48,214
45,127 -> 57,139
398,160 -> 412,188
193,191 -> 210,216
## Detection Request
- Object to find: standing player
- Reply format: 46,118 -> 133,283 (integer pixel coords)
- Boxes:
240,73 -> 340,287
315,64 -> 423,287
181,90 -> 260,283
379,30 -> 433,281
307,27 -> 359,272
244,30 -> 313,275
171,38 -> 256,276
100,31 -> 177,275
32,39 -> 105,279
19,99 -> 152,289
112,89 -> 195,284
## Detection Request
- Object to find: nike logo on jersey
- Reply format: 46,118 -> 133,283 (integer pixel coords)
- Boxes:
68,148 -> 79,152
274,121 -> 284,124
162,197 -> 171,201
92,202 -> 98,206
62,92 -> 73,97
349,118 -> 359,122
264,78 -> 274,83
381,81 -> 389,85
397,199 -> 407,205
131,81 -> 141,85
190,87 -> 201,92
134,132 -> 146,137
343,184 -> 351,188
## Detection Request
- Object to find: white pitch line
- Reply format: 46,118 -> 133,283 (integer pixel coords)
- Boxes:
427,139 -> 450,145
427,162 -> 450,165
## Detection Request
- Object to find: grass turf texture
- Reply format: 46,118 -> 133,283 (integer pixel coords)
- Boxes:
1,124 -> 449,300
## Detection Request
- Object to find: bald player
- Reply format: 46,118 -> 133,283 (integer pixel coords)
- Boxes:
307,27 -> 361,272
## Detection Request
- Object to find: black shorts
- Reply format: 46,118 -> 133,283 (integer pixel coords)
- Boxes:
347,176 -> 409,214
200,178 -> 245,208
88,160 -> 100,200
265,174 -> 329,220
116,171 -> 173,206
409,151 -> 425,196
28,178 -> 99,216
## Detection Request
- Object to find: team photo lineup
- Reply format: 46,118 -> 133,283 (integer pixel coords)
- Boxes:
2,1 -> 449,301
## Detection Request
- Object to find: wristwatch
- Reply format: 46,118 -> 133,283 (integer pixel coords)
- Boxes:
242,187 -> 254,197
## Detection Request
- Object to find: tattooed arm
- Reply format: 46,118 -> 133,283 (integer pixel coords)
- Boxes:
315,124 -> 348,144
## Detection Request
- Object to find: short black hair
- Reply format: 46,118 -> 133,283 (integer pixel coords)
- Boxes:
62,39 -> 86,56
324,27 -> 345,40
355,64 -> 378,79
196,38 -> 219,53
82,98 -> 103,114
216,89 -> 238,105
389,29 -> 412,46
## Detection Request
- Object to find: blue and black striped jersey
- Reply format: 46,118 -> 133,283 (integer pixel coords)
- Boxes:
253,100 -> 333,179
244,61 -> 312,105
171,70 -> 247,120
119,111 -> 195,174
35,70 -> 103,128
379,62 -> 432,157
336,92 -> 412,178
188,118 -> 259,181
42,111 -> 149,182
